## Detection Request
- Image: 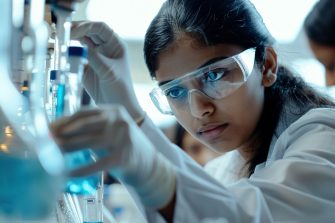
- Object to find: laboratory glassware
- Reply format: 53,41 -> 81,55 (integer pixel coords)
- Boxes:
0,0 -> 65,221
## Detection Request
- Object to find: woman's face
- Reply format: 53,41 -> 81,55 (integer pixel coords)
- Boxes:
308,39 -> 335,86
155,36 -> 267,155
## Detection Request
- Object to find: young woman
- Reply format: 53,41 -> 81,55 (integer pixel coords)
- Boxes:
51,0 -> 335,222
304,0 -> 335,86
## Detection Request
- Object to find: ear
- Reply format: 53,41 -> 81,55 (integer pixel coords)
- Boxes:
261,47 -> 278,87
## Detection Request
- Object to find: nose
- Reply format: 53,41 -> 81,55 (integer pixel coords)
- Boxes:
188,89 -> 214,118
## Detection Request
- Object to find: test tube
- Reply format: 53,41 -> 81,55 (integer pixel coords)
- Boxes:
83,183 -> 104,223
47,70 -> 58,121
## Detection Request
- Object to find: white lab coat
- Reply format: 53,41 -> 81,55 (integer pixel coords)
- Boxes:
135,107 -> 335,223
204,150 -> 247,185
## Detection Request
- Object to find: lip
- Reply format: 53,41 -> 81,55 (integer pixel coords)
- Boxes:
197,123 -> 229,141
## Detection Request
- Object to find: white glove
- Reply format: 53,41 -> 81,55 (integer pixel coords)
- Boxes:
71,21 -> 144,121
50,105 -> 176,209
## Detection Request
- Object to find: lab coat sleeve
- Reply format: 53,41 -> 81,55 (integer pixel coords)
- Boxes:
137,116 -> 264,222
137,108 -> 335,222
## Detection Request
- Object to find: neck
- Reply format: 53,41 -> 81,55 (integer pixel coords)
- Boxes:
236,145 -> 253,161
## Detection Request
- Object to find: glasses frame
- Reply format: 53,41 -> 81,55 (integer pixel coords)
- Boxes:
150,47 -> 257,115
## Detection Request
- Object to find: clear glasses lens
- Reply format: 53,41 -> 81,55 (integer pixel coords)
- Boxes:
150,48 -> 256,115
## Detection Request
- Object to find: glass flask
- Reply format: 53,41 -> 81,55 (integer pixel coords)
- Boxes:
0,0 -> 65,221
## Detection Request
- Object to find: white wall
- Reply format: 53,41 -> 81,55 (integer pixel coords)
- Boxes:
73,0 -> 327,124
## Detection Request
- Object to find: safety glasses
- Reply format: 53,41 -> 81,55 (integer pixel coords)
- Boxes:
150,48 -> 256,115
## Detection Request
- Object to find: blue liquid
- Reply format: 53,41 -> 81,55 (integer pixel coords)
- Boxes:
0,153 -> 62,220
56,83 -> 65,118
56,84 -> 100,195
65,150 -> 101,195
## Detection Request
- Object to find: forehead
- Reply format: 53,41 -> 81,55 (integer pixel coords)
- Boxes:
156,36 -> 244,82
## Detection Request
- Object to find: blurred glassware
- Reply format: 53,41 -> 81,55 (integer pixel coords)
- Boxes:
0,0 -> 65,221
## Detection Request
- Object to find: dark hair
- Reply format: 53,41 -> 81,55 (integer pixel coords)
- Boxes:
304,0 -> 335,46
174,122 -> 187,149
144,0 -> 335,176
144,0 -> 274,77
247,66 -> 334,175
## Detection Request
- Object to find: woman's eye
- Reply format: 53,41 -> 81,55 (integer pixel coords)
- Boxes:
165,87 -> 186,99
205,70 -> 225,82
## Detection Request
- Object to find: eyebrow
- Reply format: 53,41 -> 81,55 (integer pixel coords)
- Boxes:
158,56 -> 228,86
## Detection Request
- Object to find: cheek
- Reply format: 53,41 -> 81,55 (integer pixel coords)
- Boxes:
174,112 -> 193,133
223,74 -> 264,143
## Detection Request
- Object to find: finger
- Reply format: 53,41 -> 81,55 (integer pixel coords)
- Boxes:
76,36 -> 97,49
59,113 -> 107,137
71,21 -> 94,39
65,108 -> 102,125
50,109 -> 102,135
49,115 -> 72,133
71,22 -> 110,44
71,21 -> 124,58
56,131 -> 105,152
51,110 -> 101,135
86,50 -> 119,82
82,65 -> 103,100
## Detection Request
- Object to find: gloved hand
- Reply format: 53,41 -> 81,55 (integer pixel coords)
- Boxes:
71,21 -> 145,122
50,105 -> 176,209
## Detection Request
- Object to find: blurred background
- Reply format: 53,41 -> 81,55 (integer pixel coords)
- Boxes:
72,0 -> 325,125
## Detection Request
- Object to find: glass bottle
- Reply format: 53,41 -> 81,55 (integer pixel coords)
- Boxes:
56,45 -> 104,223
56,46 -> 87,117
